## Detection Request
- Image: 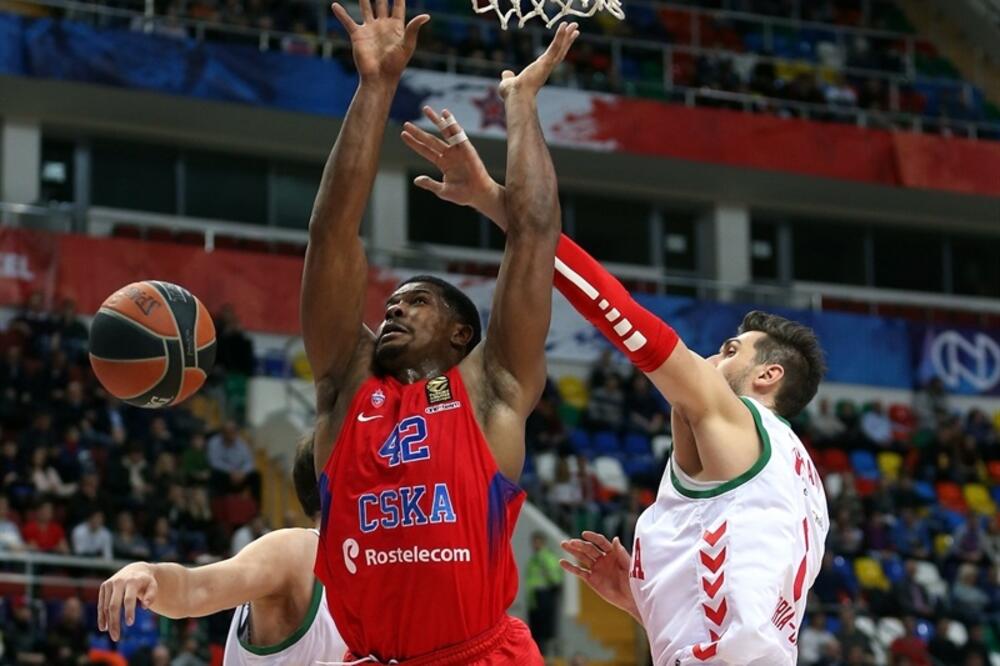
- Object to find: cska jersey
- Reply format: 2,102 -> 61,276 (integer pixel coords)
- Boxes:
315,366 -> 525,661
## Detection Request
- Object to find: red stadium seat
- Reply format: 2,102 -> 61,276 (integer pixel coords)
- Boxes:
988,461 -> 1000,483
936,482 -> 968,513
823,449 -> 851,474
39,583 -> 79,600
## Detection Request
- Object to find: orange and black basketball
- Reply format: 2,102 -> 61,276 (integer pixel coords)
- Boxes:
88,281 -> 216,408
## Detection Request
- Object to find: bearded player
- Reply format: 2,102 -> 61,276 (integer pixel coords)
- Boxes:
400,108 -> 830,665
301,0 -> 579,661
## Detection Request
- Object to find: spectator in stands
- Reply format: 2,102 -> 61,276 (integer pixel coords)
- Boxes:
952,516 -> 989,565
179,486 -> 214,541
152,451 -> 180,497
0,346 -> 32,423
836,606 -> 875,660
829,507 -> 865,556
623,372 -> 666,436
113,510 -> 151,560
861,401 -> 893,448
889,616 -> 931,666
170,635 -> 208,666
964,409 -> 996,450
864,510 -> 893,554
0,437 -> 32,509
10,291 -> 52,356
150,515 -> 180,562
180,431 -> 211,486
984,517 -> 1000,565
51,298 -> 88,359
891,507 -> 932,559
207,420 -> 260,501
72,509 -> 112,559
46,597 -> 91,665
584,372 -> 625,432
892,559 -> 935,620
65,471 -> 111,532
799,611 -> 838,665
151,644 -> 172,666
148,416 -> 179,457
587,349 -> 620,391
21,499 -> 69,554
4,596 -> 44,664
214,304 -> 256,377
55,381 -> 89,432
20,411 -> 56,452
525,531 -> 563,656
0,496 -> 24,551
950,563 -> 990,626
230,513 -> 269,555
961,624 -> 991,664
913,378 -> 950,430
548,456 -> 584,532
29,444 -> 76,501
811,397 -> 846,444
108,443 -> 152,508
928,616 -> 963,666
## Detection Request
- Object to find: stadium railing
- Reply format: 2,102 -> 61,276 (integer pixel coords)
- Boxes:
8,0 -> 1000,139
0,550 -> 132,602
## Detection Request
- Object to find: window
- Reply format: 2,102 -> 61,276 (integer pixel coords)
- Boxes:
573,194 -> 652,265
39,139 -> 74,204
92,140 -> 177,214
751,220 -> 779,280
872,228 -> 944,292
272,162 -> 322,229
952,235 -> 1000,298
185,151 -> 268,224
408,174 -> 481,247
791,221 -> 867,285
662,213 -> 698,273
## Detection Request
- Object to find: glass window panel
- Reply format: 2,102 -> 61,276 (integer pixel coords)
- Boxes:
872,228 -> 943,292
185,151 -> 268,225
573,194 -> 652,265
408,174 -> 481,247
272,162 -> 322,229
751,219 -> 778,280
952,235 -> 1000,298
92,140 -> 177,214
791,220 -> 867,285
662,214 -> 697,272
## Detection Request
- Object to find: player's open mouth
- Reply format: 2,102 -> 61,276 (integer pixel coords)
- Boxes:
380,324 -> 409,341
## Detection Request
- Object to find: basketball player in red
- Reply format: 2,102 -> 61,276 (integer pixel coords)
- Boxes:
300,0 -> 579,661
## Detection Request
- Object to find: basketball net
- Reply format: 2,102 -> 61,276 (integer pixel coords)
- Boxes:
472,0 -> 624,29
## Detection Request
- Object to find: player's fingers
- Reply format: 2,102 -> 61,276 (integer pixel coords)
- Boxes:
97,580 -> 109,631
404,120 -> 448,152
612,537 -> 632,568
581,530 -> 615,553
331,3 -> 358,33
140,578 -> 158,609
123,581 -> 140,628
403,14 -> 430,52
107,580 -> 126,641
560,540 -> 599,568
413,175 -> 446,196
358,0 -> 374,22
401,131 -> 441,165
391,0 -> 405,18
559,558 -> 591,579
566,537 -> 605,561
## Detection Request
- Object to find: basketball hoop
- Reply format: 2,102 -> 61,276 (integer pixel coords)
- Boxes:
472,0 -> 624,30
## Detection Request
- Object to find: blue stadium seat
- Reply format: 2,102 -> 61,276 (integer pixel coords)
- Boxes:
913,480 -> 937,503
882,556 -> 906,584
569,429 -> 593,456
850,450 -> 879,479
833,556 -> 859,594
624,454 -> 656,478
991,485 -> 1000,506
593,431 -> 621,456
623,433 -> 651,456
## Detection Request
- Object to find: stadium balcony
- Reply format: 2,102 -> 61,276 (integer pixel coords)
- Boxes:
3,0 -> 1000,139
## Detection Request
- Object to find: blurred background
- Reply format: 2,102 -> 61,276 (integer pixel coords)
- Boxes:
1,0 -> 1000,663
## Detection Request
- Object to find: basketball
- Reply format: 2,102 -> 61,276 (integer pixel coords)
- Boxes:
88,281 -> 216,408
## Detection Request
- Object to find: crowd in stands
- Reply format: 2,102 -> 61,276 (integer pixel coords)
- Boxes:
26,0 -> 998,138
0,291 -> 258,665
521,351 -> 1000,665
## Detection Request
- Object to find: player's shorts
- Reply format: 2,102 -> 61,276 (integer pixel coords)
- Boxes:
340,615 -> 543,665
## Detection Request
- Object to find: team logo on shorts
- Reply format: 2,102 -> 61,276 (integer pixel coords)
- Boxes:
371,389 -> 385,408
425,376 -> 452,404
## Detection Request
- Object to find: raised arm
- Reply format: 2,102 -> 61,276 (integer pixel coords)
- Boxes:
403,109 -> 757,481
302,0 -> 429,471
97,529 -> 314,641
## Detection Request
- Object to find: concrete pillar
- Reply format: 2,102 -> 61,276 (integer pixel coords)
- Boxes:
699,202 -> 751,301
0,118 -> 41,205
369,165 -> 408,262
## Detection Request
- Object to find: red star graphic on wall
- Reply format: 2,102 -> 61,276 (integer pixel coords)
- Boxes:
472,87 -> 506,129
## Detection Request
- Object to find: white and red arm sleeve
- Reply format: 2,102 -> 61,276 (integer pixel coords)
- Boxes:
554,234 -> 680,373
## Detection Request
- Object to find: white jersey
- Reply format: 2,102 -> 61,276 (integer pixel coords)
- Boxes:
224,580 -> 347,665
630,397 -> 829,666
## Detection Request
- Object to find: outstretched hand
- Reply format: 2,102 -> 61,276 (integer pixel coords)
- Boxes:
331,0 -> 429,82
560,531 -> 638,618
499,21 -> 579,101
401,107 -> 504,225
98,562 -> 158,641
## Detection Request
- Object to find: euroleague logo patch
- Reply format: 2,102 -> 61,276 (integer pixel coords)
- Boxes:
371,389 -> 386,408
425,376 -> 452,404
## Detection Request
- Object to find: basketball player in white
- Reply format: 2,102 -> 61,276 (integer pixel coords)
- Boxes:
98,437 -> 346,664
400,109 -> 830,665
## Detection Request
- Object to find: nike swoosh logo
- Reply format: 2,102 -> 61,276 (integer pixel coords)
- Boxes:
357,413 -> 383,422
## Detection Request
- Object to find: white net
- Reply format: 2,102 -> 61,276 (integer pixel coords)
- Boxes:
472,0 -> 624,29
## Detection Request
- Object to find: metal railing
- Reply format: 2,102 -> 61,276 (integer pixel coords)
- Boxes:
0,550 -> 132,601
10,0 -> 1000,139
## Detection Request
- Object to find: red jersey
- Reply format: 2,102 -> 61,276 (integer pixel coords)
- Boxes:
315,366 -> 525,661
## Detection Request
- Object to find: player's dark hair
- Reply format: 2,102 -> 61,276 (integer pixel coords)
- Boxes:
397,275 -> 482,355
738,311 -> 826,418
293,433 -> 321,518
